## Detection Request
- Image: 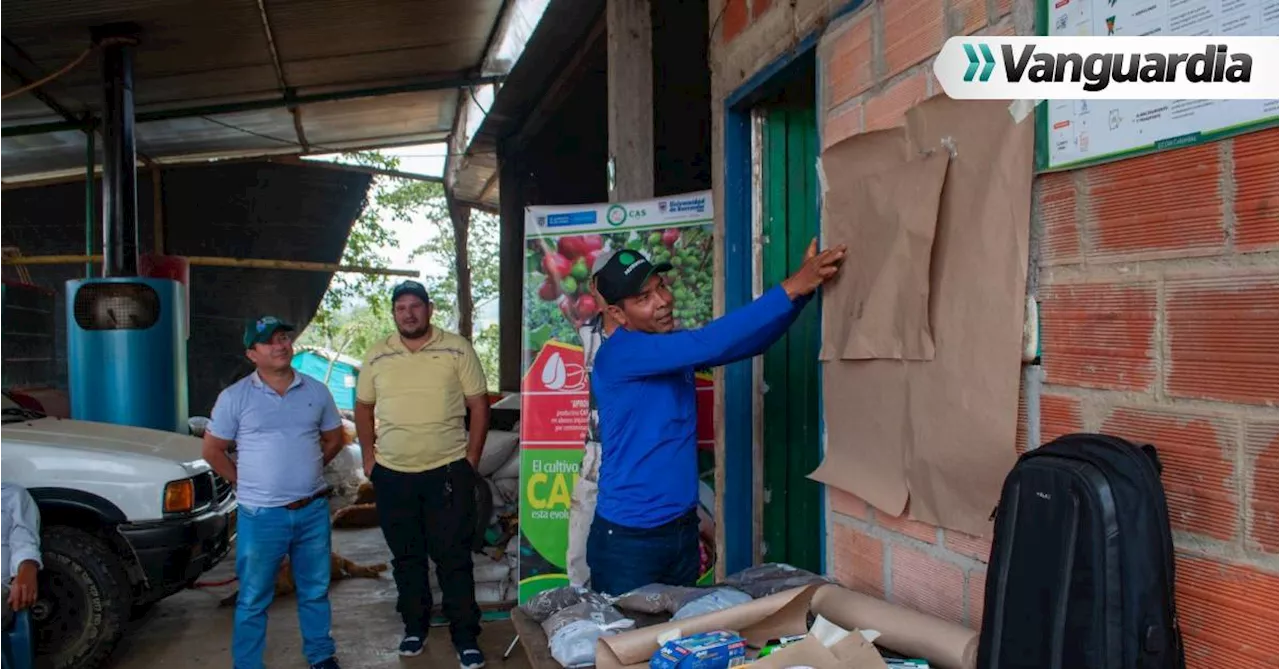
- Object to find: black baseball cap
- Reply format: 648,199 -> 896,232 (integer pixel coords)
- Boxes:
391,280 -> 430,305
594,249 -> 673,305
243,315 -> 294,348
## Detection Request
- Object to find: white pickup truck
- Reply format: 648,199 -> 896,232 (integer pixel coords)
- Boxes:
0,392 -> 237,669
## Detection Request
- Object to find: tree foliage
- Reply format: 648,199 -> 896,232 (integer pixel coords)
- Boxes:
411,209 -> 501,333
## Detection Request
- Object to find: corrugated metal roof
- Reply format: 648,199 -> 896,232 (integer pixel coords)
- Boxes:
448,0 -> 603,211
1,0 -> 503,180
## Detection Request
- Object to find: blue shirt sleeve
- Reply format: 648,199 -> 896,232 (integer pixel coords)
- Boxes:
701,291 -> 813,368
206,388 -> 240,441
602,285 -> 806,379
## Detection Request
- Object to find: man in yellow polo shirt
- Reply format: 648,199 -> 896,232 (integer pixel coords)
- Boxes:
354,279 -> 491,668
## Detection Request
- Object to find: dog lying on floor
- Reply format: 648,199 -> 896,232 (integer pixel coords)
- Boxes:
330,481 -> 380,529
218,552 -> 388,607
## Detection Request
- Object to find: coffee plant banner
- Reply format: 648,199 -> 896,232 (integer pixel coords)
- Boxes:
518,191 -> 717,603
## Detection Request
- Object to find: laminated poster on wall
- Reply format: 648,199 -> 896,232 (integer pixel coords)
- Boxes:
1037,0 -> 1278,170
519,191 -> 718,603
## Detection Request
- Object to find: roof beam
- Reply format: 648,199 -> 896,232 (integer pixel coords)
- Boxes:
3,254 -> 419,277
254,0 -> 311,152
2,73 -> 505,137
1,37 -> 92,129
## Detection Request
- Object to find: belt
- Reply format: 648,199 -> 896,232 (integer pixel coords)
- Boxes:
283,488 -> 330,511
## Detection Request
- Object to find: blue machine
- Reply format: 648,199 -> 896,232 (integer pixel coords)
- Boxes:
66,276 -> 189,432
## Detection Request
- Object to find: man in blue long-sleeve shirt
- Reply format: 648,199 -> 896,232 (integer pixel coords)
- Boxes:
586,240 -> 846,595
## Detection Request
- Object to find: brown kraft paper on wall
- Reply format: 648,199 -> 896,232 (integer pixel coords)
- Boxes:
810,95 -> 1034,536
593,585 -> 819,669
819,149 -> 949,362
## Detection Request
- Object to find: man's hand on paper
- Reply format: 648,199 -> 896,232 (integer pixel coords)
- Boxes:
781,238 -> 848,300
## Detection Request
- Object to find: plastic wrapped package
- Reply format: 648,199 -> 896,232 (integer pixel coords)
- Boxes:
542,598 -> 636,668
519,585 -> 594,623
670,587 -> 753,621
613,583 -> 701,615
722,562 -> 837,599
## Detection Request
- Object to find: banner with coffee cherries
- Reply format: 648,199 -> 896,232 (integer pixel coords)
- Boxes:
518,191 -> 717,603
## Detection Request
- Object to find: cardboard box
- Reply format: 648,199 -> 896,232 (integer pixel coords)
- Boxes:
650,631 -> 748,669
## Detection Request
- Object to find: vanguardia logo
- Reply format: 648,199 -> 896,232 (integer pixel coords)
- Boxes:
963,43 -> 996,82
934,37 -> 1278,101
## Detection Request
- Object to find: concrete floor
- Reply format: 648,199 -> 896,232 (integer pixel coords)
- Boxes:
107,526 -> 530,669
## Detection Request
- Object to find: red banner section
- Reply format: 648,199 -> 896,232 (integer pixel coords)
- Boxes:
522,342 -> 716,450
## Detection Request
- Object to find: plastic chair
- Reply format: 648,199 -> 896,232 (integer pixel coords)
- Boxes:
2,609 -> 34,669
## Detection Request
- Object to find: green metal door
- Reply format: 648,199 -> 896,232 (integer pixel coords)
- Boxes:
760,106 -> 822,571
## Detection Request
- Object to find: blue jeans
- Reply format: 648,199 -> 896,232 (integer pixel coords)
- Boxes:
586,508 -> 701,596
233,497 -> 334,669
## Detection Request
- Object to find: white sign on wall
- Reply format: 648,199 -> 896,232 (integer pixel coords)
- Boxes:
1037,0 -> 1278,170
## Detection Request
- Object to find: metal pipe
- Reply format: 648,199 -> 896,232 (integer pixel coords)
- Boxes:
97,30 -> 141,277
2,254 -> 419,277
2,74 -> 506,138
84,129 -> 95,278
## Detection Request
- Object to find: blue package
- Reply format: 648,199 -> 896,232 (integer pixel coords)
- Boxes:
649,631 -> 748,669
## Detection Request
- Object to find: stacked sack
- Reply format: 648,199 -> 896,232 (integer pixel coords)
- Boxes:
478,424 -> 521,521
429,556 -> 514,606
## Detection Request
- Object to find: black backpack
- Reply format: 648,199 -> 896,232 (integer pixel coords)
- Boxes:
976,433 -> 1186,669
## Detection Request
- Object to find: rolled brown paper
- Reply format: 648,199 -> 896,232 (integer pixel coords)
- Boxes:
811,584 -> 979,669
594,585 -> 821,669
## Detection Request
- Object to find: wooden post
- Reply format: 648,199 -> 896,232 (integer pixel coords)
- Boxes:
606,0 -> 654,202
497,148 -> 526,393
445,191 -> 475,341
152,166 -> 165,254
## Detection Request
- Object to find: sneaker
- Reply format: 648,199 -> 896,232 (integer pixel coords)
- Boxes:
458,647 -> 486,669
398,636 -> 425,657
310,659 -> 341,669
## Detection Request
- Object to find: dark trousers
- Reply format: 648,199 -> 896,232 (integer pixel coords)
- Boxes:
586,508 -> 701,596
372,459 -> 481,648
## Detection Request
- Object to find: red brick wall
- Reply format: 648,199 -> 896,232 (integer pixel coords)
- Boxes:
1033,133 -> 1279,668
812,1 -> 1279,665
713,0 -> 1278,662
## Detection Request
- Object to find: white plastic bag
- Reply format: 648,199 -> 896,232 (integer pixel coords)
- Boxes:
543,599 -> 635,668
548,619 -> 628,668
323,444 -> 366,504
670,586 -> 753,621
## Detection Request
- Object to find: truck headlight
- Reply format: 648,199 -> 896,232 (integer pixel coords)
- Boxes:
163,479 -> 195,514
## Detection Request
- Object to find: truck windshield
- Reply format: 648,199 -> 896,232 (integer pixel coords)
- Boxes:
1,394 -> 46,424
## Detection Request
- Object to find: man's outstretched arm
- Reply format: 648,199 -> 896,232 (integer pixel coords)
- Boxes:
603,239 -> 846,379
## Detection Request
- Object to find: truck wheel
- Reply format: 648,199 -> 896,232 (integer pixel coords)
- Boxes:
31,526 -> 131,669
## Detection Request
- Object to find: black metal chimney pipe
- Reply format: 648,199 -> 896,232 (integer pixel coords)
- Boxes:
94,25 -> 142,278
